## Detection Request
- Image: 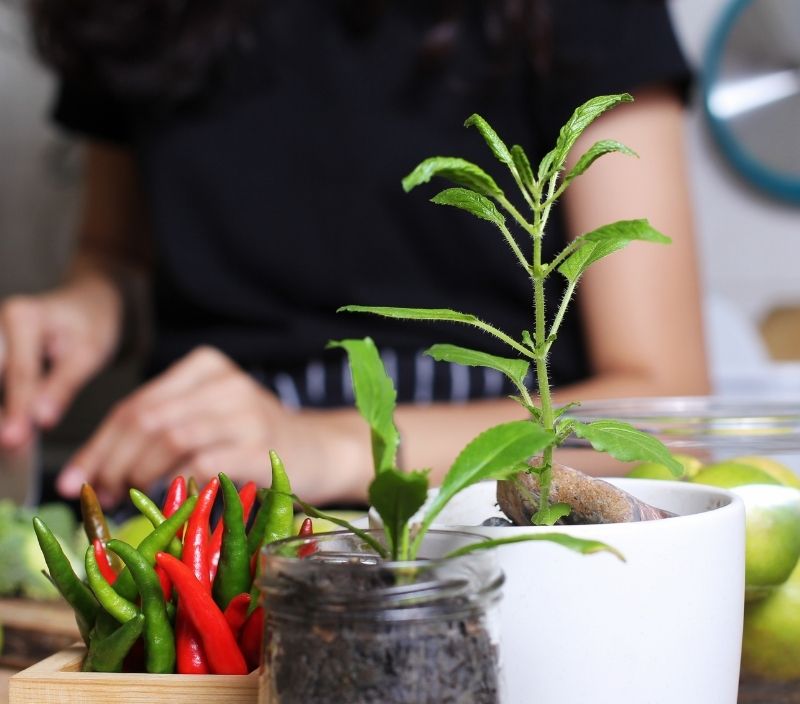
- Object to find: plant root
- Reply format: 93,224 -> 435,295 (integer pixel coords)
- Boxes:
497,464 -> 675,525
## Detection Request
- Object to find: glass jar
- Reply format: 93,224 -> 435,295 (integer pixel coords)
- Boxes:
566,396 -> 800,703
257,530 -> 504,704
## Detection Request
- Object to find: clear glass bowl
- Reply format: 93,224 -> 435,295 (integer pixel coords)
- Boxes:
563,396 -> 800,469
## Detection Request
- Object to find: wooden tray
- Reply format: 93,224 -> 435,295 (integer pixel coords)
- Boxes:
9,646 -> 258,704
0,599 -> 80,669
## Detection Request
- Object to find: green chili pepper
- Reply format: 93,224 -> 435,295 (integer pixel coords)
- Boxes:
130,488 -> 183,558
245,489 -> 270,556
108,540 -> 175,674
187,476 -> 200,497
212,473 -> 251,610
263,450 -> 294,546
82,614 -> 145,673
85,545 -> 139,624
113,495 -> 197,603
93,609 -> 120,642
80,484 -> 124,572
32,517 -> 98,644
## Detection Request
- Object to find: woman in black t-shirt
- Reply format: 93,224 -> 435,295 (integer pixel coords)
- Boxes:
0,0 -> 708,506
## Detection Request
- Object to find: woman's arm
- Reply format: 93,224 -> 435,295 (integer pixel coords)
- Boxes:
560,85 -> 709,401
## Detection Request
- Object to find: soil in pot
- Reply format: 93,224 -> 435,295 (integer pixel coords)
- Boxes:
259,534 -> 502,704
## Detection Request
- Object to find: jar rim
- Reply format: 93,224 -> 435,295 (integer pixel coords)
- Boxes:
259,530 -> 504,622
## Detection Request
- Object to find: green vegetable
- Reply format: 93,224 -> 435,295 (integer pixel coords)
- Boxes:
246,489 -> 270,556
81,484 -> 123,572
0,500 -> 82,600
85,545 -> 139,624
82,614 -> 145,673
129,488 -> 183,558
112,495 -> 197,602
108,540 -> 175,674
212,473 -> 251,610
262,451 -> 295,545
32,517 -> 99,644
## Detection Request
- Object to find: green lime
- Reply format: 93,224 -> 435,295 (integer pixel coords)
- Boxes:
691,462 -> 782,489
743,558 -> 800,680
736,485 -> 800,599
626,453 -> 703,481
115,514 -> 156,547
732,456 -> 800,489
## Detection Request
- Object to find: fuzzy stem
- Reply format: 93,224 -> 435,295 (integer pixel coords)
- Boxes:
495,218 -> 532,274
529,192 -> 556,523
547,279 -> 579,352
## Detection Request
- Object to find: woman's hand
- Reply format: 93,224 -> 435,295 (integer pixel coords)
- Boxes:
0,273 -> 124,448
57,346 -> 372,507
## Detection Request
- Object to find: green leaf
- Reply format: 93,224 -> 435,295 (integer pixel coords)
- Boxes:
327,338 -> 399,473
402,157 -> 503,197
287,493 -> 388,558
340,305 -> 481,326
538,93 -> 633,181
464,114 -> 513,165
571,420 -> 683,476
369,469 -> 429,560
419,421 -> 555,535
430,188 -> 505,227
425,344 -> 529,391
513,397 -> 542,421
532,502 -> 572,526
511,145 -> 535,191
554,402 -> 581,420
521,330 -> 535,351
338,306 -> 533,358
444,532 -> 625,562
557,219 -> 671,282
563,139 -> 637,184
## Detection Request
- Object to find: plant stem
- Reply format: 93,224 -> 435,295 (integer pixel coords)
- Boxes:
530,188 -> 556,523
547,279 -> 579,353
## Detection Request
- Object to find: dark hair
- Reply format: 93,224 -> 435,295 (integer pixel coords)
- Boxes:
30,0 -> 259,103
29,0 -> 549,105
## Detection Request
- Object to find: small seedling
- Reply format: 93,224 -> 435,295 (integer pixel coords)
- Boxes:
293,93 -> 681,560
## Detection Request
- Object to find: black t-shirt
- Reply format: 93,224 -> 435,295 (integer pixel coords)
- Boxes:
53,0 -> 690,408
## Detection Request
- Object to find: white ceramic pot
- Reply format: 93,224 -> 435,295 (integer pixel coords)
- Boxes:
381,478 -> 746,704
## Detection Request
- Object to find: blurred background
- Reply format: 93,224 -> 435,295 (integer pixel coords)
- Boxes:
0,0 -> 798,473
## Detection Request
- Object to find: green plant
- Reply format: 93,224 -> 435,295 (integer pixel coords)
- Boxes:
296,93 -> 681,562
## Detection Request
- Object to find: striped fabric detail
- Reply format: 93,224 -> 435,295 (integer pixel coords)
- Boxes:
249,348 -> 526,409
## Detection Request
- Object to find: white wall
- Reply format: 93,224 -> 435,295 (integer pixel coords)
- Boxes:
669,0 -> 800,386
0,1 -> 78,296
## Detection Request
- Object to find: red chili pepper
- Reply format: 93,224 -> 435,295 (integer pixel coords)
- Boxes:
209,481 -> 257,582
175,609 -> 209,674
223,593 -> 251,641
177,477 -> 219,672
183,477 -> 219,590
155,552 -> 248,675
239,606 -> 264,672
155,564 -> 172,601
162,476 -> 187,518
297,518 -> 317,558
92,539 -> 118,584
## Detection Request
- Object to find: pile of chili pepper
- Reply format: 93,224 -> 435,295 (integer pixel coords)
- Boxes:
32,450 -> 311,674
